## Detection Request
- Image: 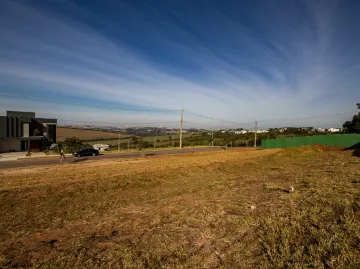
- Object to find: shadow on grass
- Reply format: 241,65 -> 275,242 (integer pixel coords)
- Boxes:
263,184 -> 290,193
342,142 -> 360,157
343,142 -> 360,150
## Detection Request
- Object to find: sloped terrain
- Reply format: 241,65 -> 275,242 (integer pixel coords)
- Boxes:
0,147 -> 359,268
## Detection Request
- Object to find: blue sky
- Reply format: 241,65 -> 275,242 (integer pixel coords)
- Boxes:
0,0 -> 359,129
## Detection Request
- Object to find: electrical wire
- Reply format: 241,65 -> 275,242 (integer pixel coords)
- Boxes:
184,121 -> 253,129
257,123 -> 344,129
184,110 -> 253,124
185,109 -> 356,124
257,111 -> 355,123
57,119 -> 179,125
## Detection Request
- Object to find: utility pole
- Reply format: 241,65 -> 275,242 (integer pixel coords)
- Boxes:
172,134 -> 174,147
118,133 -> 121,151
127,139 -> 130,151
179,109 -> 184,148
154,128 -> 157,148
254,120 -> 258,148
211,130 -> 214,147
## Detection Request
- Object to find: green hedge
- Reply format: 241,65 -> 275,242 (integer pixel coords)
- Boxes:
262,134 -> 360,149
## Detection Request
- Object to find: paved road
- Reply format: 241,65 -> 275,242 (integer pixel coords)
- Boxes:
0,147 -> 225,169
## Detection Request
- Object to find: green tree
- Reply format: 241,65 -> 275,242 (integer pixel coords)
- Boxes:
343,103 -> 360,133
131,136 -> 143,150
62,137 -> 83,153
33,129 -> 40,136
223,136 -> 232,147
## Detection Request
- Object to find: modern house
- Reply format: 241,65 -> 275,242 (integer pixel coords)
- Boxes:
0,111 -> 57,153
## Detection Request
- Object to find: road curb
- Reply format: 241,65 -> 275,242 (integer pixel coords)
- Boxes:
0,147 -> 226,168
16,154 -> 73,161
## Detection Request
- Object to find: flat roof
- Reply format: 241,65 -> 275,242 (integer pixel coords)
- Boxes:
35,118 -> 57,124
7,111 -> 36,118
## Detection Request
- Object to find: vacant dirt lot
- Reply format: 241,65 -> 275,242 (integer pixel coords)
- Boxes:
57,128 -> 130,142
0,147 -> 359,268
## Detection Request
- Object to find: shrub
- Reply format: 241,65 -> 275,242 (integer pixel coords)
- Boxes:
62,137 -> 83,153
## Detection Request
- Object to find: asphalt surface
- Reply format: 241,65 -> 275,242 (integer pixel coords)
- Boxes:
0,147 -> 224,169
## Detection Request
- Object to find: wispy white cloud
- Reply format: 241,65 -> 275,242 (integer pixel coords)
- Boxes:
0,0 -> 358,128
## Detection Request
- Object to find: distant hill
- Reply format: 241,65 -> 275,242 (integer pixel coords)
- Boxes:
56,128 -> 131,142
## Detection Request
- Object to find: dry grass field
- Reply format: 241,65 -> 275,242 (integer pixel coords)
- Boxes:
57,128 -> 192,147
0,146 -> 359,268
86,134 -> 194,147
56,128 -> 130,142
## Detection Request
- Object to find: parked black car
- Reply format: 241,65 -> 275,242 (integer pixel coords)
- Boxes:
73,148 -> 99,157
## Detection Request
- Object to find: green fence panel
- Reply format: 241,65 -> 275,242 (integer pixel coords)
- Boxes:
261,134 -> 360,149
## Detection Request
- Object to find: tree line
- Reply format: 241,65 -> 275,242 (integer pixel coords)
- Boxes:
343,103 -> 360,134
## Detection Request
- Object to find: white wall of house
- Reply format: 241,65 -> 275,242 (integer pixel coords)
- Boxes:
0,139 -> 21,152
93,144 -> 110,151
23,123 -> 29,137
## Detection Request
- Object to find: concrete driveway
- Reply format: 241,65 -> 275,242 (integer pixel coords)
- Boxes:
0,152 -> 47,162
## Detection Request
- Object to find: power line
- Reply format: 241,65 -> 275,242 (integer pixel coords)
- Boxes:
257,123 -> 345,129
185,109 -> 356,124
184,110 -> 252,124
57,119 -> 179,125
0,92 -> 180,112
184,121 -> 253,129
257,111 -> 355,123
186,120 -> 346,130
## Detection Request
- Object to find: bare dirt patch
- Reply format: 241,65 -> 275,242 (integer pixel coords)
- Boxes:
56,128 -> 130,142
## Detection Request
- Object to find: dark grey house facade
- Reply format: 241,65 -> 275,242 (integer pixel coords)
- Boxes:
0,111 -> 57,153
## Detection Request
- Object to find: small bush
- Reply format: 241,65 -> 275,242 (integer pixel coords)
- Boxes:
51,145 -> 60,154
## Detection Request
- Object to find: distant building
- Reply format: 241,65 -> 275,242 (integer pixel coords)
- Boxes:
327,128 -> 342,133
0,111 -> 57,153
165,130 -> 179,134
93,144 -> 110,151
233,130 -> 248,134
